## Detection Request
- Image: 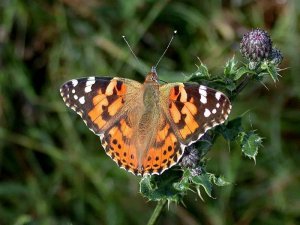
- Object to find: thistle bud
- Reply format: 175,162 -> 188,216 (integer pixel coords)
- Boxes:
240,29 -> 272,62
269,47 -> 283,65
179,145 -> 199,169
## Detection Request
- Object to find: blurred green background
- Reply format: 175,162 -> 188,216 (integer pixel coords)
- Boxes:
1,0 -> 299,224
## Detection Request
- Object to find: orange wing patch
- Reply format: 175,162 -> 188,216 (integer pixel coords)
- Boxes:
142,121 -> 184,175
100,117 -> 139,174
169,85 -> 199,139
169,85 -> 188,102
169,102 -> 181,123
166,83 -> 232,144
180,102 -> 199,138
169,100 -> 200,140
88,79 -> 126,131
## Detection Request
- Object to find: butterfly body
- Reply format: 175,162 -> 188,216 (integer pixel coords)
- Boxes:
60,68 -> 232,176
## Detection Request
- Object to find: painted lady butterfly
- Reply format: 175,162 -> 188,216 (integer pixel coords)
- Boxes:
60,67 -> 231,176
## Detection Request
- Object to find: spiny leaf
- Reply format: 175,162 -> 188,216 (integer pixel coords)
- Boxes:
235,66 -> 256,80
225,80 -> 236,92
196,134 -> 213,157
224,56 -> 238,78
239,131 -> 263,162
139,169 -> 183,202
192,61 -> 210,78
261,61 -> 280,82
191,173 -> 212,198
208,173 -> 230,186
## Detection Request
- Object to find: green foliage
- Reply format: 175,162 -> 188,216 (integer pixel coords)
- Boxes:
217,117 -> 243,141
261,61 -> 281,82
189,60 -> 211,79
224,56 -> 238,79
141,167 -> 230,202
140,170 -> 183,202
234,66 -> 256,81
239,131 -> 263,162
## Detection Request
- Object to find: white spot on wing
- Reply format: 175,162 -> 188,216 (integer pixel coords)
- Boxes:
216,103 -> 220,108
200,95 -> 207,104
215,92 -> 221,100
71,79 -> 78,87
74,95 -> 78,100
204,108 -> 211,117
85,77 -> 96,93
199,89 -> 207,97
85,86 -> 92,93
212,109 -> 217,114
79,96 -> 85,104
88,77 -> 96,81
72,89 -> 75,93
199,85 -> 207,90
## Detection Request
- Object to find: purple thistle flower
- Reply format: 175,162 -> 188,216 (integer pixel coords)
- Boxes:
240,28 -> 273,62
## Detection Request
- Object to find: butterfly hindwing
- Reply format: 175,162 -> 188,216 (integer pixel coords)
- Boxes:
99,111 -> 183,176
99,115 -> 140,174
141,116 -> 183,175
96,105 -> 184,175
60,77 -> 129,134
162,83 -> 232,145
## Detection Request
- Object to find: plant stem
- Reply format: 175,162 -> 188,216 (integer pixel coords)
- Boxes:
147,199 -> 167,225
230,74 -> 252,100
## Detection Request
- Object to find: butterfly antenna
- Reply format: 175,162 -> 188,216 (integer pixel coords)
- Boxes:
154,30 -> 177,69
122,35 -> 142,66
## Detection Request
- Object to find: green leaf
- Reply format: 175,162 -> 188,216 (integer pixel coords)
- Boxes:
261,61 -> 280,82
173,175 -> 189,192
225,80 -> 236,92
216,117 -> 243,141
267,64 -> 280,82
195,136 -> 213,157
193,61 -> 210,78
235,66 -> 256,80
224,56 -> 238,78
139,169 -> 183,202
239,131 -> 263,162
191,173 -> 212,198
208,173 -> 230,186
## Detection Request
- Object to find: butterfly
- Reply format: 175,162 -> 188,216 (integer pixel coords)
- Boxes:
60,67 -> 232,176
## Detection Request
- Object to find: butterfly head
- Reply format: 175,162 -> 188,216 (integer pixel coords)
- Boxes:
145,66 -> 159,84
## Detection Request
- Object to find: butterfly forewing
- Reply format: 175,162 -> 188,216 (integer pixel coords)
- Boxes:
60,77 -> 130,134
162,83 -> 231,145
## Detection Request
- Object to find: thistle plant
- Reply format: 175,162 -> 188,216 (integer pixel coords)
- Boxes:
142,29 -> 283,225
